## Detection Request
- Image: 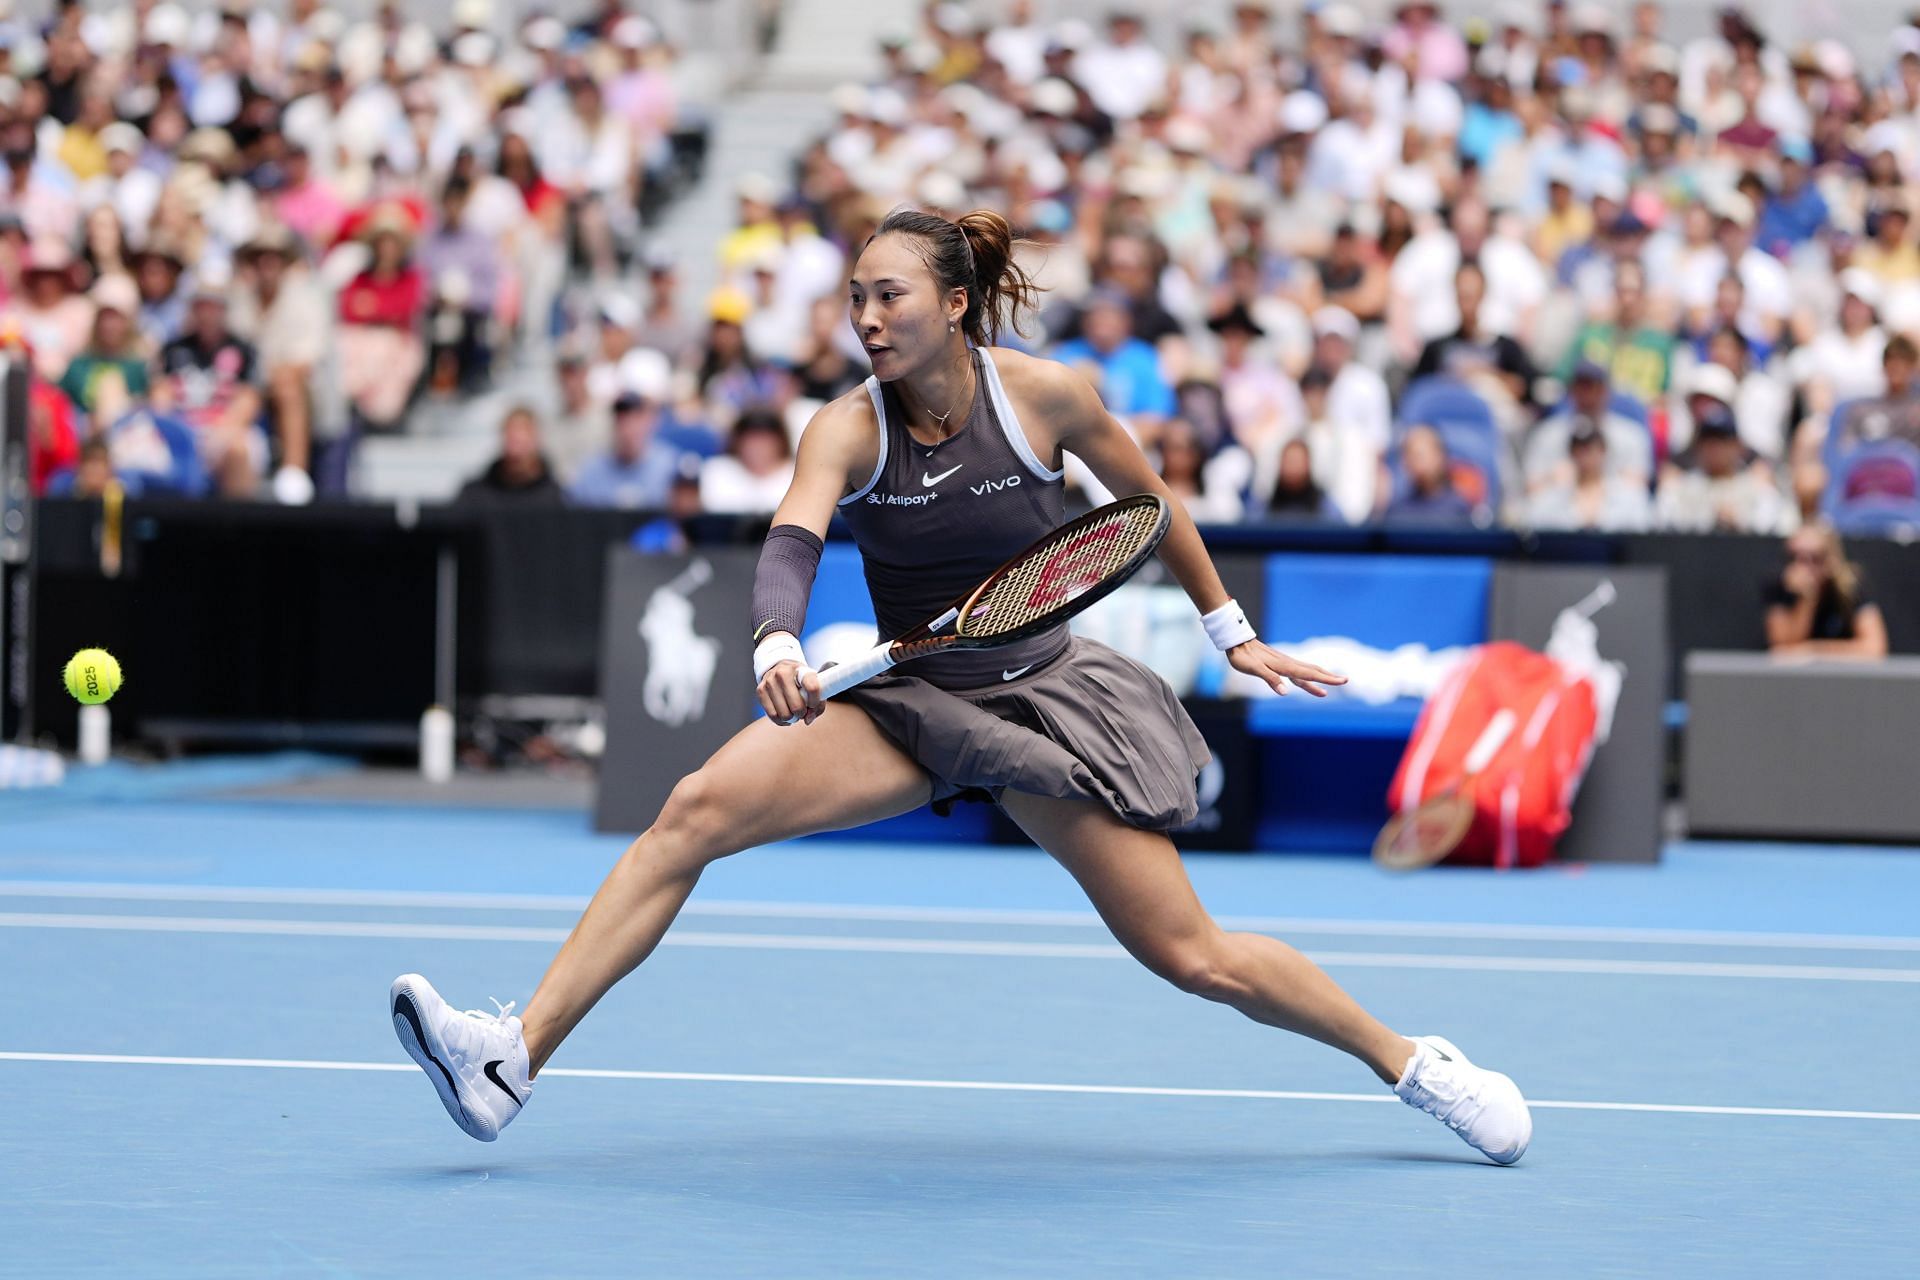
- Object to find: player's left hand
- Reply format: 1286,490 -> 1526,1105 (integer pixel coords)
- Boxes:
1227,640 -> 1347,697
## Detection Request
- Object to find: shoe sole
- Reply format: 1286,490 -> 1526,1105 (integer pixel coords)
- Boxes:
390,975 -> 499,1142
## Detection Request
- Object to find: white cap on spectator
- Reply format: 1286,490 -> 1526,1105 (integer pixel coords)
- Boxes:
612,16 -> 659,50
1815,39 -> 1854,80
1839,267 -> 1882,310
904,40 -> 942,74
1050,20 -> 1093,51
1572,4 -> 1612,36
1639,104 -> 1680,136
829,83 -> 870,116
1863,119 -> 1908,161
917,170 -> 967,210
1320,4 -> 1364,38
1498,1 -> 1532,31
867,88 -> 909,127
453,0 -> 493,29
933,3 -> 977,36
599,293 -> 642,331
1117,165 -> 1173,199
735,172 -> 780,205
1714,190 -> 1756,228
1279,90 -> 1328,135
1030,78 -> 1078,117
145,4 -> 189,47
1686,363 -> 1739,405
1589,171 -> 1627,204
308,11 -> 346,43
100,122 -> 144,156
1643,44 -> 1680,78
1383,167 -> 1439,214
190,260 -> 233,302
1313,306 -> 1360,342
394,23 -> 435,76
619,347 -> 673,402
522,16 -> 566,51
452,32 -> 495,67
1165,117 -> 1211,155
1410,81 -> 1464,138
89,273 -> 140,316
79,13 -> 120,58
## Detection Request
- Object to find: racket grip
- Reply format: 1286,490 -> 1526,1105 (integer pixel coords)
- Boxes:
778,641 -> 899,724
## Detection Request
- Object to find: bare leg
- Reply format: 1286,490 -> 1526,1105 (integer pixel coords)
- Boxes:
1000,791 -> 1416,1085
520,703 -> 930,1074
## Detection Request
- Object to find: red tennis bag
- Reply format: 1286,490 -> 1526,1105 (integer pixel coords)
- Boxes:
1387,641 -> 1601,868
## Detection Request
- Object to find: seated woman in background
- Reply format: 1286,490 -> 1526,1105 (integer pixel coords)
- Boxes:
1156,418 -> 1246,523
1765,522 -> 1889,658
1266,438 -> 1339,520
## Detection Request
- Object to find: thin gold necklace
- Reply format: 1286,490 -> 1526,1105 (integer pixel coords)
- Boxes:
918,366 -> 974,438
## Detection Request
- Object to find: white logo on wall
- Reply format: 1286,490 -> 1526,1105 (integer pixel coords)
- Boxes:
638,559 -> 720,727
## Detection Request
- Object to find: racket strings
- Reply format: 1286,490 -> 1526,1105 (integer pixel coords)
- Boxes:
959,501 -> 1164,638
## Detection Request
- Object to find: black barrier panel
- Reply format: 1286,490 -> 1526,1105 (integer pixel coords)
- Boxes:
595,546 -> 759,834
26,499 -> 440,750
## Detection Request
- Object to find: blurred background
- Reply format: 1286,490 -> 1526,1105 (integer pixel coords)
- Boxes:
4,0 -> 1919,854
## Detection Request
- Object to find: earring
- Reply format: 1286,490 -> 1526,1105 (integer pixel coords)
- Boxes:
949,323 -> 956,332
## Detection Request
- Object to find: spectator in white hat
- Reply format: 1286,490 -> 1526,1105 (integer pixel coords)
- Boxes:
1311,305 -> 1392,523
1788,269 -> 1888,414
1075,12 -> 1168,122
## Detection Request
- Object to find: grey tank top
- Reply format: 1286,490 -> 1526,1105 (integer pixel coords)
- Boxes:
836,347 -> 1069,690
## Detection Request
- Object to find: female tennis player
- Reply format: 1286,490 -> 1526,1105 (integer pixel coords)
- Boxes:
390,208 -> 1531,1164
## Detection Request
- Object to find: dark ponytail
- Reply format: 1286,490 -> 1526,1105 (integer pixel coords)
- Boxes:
870,205 -> 1044,347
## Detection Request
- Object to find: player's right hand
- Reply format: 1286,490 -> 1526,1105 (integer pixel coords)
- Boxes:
759,659 -> 823,725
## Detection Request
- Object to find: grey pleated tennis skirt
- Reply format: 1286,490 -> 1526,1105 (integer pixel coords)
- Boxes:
840,636 -> 1212,831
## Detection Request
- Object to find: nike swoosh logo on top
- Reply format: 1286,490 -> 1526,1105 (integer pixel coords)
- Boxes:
483,1059 -> 525,1108
922,464 -> 963,487
1002,665 -> 1034,682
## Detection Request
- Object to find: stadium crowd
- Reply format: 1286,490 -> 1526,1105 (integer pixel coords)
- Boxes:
8,0 -> 701,504
13,0 -> 1920,540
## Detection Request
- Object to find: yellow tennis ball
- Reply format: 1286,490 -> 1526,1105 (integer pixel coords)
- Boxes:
64,649 -> 123,705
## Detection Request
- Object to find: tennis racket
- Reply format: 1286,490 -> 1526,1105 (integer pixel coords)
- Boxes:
780,492 -> 1172,722
1371,709 -> 1517,872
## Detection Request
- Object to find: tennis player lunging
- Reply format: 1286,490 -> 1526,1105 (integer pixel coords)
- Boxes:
391,208 -> 1531,1164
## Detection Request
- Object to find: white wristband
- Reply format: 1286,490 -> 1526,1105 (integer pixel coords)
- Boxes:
1201,598 -> 1257,651
753,631 -> 806,682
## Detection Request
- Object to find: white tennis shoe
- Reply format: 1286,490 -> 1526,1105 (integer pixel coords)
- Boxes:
1394,1035 -> 1532,1165
390,973 -> 532,1142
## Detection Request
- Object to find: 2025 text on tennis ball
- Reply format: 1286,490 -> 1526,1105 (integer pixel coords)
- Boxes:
64,649 -> 122,705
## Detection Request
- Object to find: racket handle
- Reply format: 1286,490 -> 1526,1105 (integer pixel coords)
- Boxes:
777,641 -> 899,724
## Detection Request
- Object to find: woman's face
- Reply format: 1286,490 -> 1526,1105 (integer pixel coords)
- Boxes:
87,208 -> 121,254
95,308 -> 130,350
1279,440 -> 1311,488
1787,531 -> 1832,582
708,318 -> 744,360
372,230 -> 407,270
736,425 -> 787,474
1158,426 -> 1202,484
848,232 -> 961,381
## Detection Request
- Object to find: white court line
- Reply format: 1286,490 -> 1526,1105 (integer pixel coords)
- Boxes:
4,911 -> 1920,982
2,1050 -> 1915,1123
2,880 -> 1917,953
